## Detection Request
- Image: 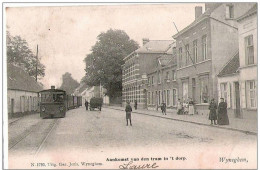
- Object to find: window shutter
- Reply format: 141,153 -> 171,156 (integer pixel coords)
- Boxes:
227,82 -> 231,108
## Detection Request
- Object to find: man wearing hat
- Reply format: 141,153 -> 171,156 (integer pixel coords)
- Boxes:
208,98 -> 217,125
125,101 -> 132,126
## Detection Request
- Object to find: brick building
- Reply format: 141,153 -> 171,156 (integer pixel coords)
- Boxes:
172,3 -> 255,114
146,42 -> 178,110
122,39 -> 174,108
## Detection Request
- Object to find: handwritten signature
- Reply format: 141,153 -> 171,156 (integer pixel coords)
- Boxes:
119,160 -> 159,169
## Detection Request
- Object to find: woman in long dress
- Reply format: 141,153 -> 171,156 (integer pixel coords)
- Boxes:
188,98 -> 195,115
217,98 -> 229,125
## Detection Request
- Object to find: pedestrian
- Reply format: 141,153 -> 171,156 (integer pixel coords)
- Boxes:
188,98 -> 195,115
161,102 -> 166,115
177,99 -> 183,115
217,98 -> 229,125
209,98 -> 217,125
125,101 -> 132,126
183,100 -> 189,114
134,100 -> 137,110
85,100 -> 89,111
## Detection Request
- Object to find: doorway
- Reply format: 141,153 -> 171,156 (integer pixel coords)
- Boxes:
234,82 -> 241,118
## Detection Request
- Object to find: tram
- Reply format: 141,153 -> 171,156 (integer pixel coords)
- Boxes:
39,86 -> 82,118
39,87 -> 67,118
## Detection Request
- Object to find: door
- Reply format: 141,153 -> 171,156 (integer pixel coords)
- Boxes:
234,82 -> 241,118
11,99 -> 14,117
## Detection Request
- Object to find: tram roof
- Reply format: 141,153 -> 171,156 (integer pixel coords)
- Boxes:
39,89 -> 66,93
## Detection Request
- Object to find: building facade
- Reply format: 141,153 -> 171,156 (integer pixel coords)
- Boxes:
7,64 -> 43,118
146,43 -> 178,110
122,39 -> 174,109
217,52 -> 240,116
173,3 -> 255,114
237,5 -> 257,118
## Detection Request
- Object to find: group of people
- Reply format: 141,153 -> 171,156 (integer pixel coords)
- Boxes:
176,97 -> 229,125
209,98 -> 229,125
176,98 -> 195,115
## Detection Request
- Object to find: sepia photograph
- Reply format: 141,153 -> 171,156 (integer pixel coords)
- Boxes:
3,1 -> 258,169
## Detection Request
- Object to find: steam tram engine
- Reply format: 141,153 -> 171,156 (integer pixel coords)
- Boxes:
39,86 -> 82,118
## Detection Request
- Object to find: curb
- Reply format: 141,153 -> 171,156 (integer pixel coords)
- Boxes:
106,106 -> 257,136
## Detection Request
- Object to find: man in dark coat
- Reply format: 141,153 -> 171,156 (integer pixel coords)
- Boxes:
85,100 -> 89,111
134,100 -> 137,110
161,102 -> 166,115
125,101 -> 132,126
217,98 -> 229,125
209,98 -> 217,125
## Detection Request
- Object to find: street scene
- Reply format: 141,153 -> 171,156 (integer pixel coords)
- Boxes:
5,2 -> 257,169
8,107 -> 257,169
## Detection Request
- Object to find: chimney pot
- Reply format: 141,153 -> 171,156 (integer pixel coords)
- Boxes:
142,38 -> 149,46
195,6 -> 203,19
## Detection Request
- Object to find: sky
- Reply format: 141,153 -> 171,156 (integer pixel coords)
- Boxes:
6,3 -> 204,89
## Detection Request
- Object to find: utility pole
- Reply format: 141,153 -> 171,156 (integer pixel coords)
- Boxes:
36,44 -> 38,82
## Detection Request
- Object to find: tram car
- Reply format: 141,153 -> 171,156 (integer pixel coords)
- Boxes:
39,88 -> 67,118
39,86 -> 82,118
67,95 -> 82,109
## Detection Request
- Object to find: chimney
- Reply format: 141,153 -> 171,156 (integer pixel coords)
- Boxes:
195,6 -> 203,19
142,38 -> 149,46
51,86 -> 55,89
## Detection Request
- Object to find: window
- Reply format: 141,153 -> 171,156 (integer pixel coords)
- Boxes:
167,90 -> 170,106
226,4 -> 234,19
148,92 -> 151,104
179,47 -> 183,68
163,90 -> 166,103
220,83 -> 228,102
185,44 -> 189,66
245,35 -> 254,65
247,81 -> 256,108
193,40 -> 198,63
166,71 -> 169,80
202,35 -> 207,60
151,92 -> 154,104
173,89 -> 177,106
148,77 -> 150,85
151,76 -> 154,85
172,70 -> 176,81
158,71 -> 161,84
200,76 -> 209,103
182,81 -> 188,101
155,91 -> 158,105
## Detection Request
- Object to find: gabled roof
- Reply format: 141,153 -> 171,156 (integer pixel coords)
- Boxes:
173,3 -> 222,39
7,64 -> 43,92
135,40 -> 174,54
218,52 -> 239,77
147,54 -> 176,75
237,4 -> 257,22
75,83 -> 89,93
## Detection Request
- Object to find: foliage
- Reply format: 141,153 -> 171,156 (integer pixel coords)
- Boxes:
6,31 -> 45,80
60,72 -> 80,95
83,29 -> 139,98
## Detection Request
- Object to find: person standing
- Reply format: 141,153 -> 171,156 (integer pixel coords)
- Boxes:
161,102 -> 166,115
125,101 -> 132,126
188,98 -> 195,115
134,100 -> 137,110
85,100 -> 89,111
209,98 -> 217,125
217,98 -> 229,125
177,99 -> 183,115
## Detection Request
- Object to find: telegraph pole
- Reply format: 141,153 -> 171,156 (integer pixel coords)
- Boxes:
36,44 -> 38,82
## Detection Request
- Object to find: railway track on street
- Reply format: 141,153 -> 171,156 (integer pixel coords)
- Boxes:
9,118 -> 59,156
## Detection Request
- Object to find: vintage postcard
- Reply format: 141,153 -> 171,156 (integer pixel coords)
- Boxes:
3,2 -> 258,169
